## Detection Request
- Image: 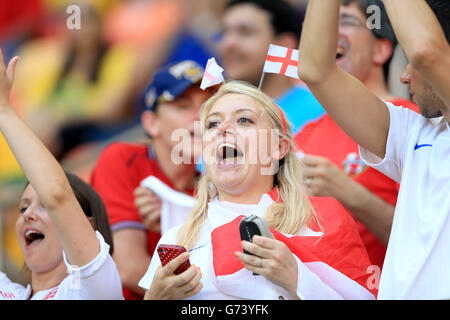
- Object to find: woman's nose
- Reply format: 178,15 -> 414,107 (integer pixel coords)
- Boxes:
217,120 -> 234,135
22,205 -> 38,222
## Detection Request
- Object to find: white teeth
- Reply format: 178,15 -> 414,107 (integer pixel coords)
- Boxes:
24,230 -> 44,245
25,230 -> 39,237
337,47 -> 345,57
216,142 -> 244,161
218,143 -> 237,149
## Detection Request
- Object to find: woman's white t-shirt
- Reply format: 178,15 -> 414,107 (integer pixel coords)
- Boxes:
139,196 -> 374,300
0,231 -> 123,300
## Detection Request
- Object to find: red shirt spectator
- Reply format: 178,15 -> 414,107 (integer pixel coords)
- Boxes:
91,143 -> 195,299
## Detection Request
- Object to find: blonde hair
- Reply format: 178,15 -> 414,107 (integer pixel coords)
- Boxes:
177,81 -> 315,249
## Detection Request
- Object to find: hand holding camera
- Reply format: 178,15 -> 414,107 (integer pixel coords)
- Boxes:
236,215 -> 299,297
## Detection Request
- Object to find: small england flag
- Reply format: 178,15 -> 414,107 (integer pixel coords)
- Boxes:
200,57 -> 225,90
263,44 -> 300,80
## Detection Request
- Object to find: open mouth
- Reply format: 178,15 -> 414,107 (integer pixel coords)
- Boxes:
24,229 -> 45,247
336,46 -> 346,61
216,143 -> 244,164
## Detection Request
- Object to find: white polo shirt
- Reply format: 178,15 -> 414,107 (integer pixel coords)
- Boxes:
359,101 -> 450,299
0,232 -> 123,300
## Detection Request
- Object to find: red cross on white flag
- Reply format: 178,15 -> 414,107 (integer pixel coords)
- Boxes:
200,57 -> 225,90
263,44 -> 299,80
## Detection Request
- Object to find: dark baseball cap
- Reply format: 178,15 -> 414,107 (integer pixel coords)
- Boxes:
142,60 -> 205,111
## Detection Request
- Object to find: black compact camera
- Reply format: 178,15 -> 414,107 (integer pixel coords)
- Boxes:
239,215 -> 273,255
239,215 -> 273,275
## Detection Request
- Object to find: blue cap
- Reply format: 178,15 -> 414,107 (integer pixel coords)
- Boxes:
142,60 -> 204,111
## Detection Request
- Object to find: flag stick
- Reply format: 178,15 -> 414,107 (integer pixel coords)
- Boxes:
258,72 -> 266,90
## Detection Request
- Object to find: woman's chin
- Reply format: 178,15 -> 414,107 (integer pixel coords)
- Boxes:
212,174 -> 246,196
24,257 -> 48,274
25,256 -> 64,275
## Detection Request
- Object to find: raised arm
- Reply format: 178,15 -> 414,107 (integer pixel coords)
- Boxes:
383,0 -> 450,113
298,0 -> 390,158
0,50 -> 99,267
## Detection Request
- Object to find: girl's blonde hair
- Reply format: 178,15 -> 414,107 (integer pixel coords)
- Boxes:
177,81 -> 315,249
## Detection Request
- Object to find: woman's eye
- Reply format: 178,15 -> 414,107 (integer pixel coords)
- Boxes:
19,207 -> 27,214
237,117 -> 253,124
207,121 -> 219,129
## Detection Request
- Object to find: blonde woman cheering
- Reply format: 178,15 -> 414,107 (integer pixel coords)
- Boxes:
139,81 -> 376,300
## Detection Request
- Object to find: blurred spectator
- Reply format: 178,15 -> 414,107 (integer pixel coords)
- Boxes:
10,0 -> 218,160
103,0 -> 182,48
0,0 -> 46,185
102,0 -> 217,111
0,0 -> 44,55
11,1 -> 140,159
181,0 -> 229,53
218,0 -> 325,134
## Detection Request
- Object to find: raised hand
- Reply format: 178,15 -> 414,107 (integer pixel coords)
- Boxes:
0,50 -> 19,107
